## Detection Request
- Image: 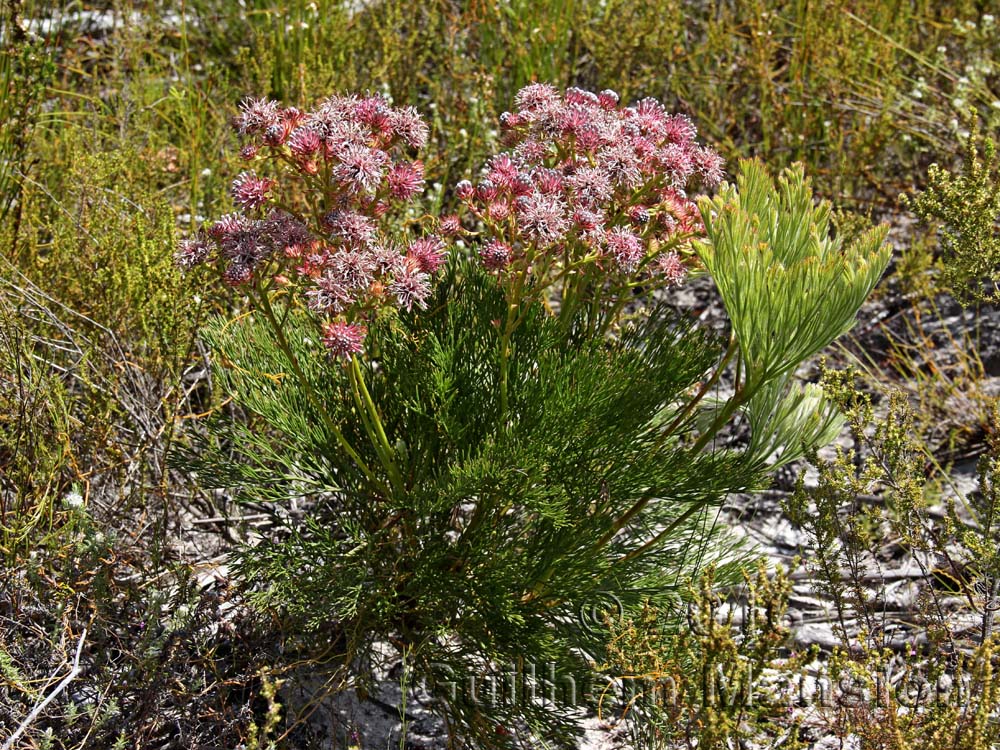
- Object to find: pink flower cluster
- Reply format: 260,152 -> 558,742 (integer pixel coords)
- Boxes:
176,94 -> 445,359
458,84 -> 723,285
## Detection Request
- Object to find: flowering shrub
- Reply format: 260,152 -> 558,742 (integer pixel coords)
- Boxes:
174,86 -> 890,748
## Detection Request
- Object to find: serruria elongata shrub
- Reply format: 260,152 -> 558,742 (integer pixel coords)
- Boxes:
174,86 -> 891,748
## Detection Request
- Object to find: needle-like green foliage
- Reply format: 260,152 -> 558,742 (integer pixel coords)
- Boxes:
695,159 -> 891,391
176,262 -> 761,746
691,160 -> 890,477
743,380 -> 846,472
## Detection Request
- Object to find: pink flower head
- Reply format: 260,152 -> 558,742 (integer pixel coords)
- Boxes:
264,122 -> 288,147
372,242 -> 407,277
208,212 -> 249,241
487,154 -> 519,191
661,114 -> 698,145
499,111 -> 523,129
654,251 -> 686,286
307,273 -> 352,314
288,126 -> 322,157
565,87 -> 600,107
455,180 -> 475,201
389,105 -> 429,149
318,120 -> 368,158
532,168 -> 563,195
209,213 -> 271,269
597,89 -> 620,110
322,320 -> 366,359
353,95 -> 392,134
693,146 -> 725,188
513,139 -> 552,164
634,97 -> 669,139
574,125 -> 605,152
487,199 -> 511,222
657,187 -> 703,233
224,262 -> 253,286
606,227 -> 645,274
389,267 -> 431,312
598,142 -> 643,189
566,166 -> 612,208
324,210 -> 377,249
332,144 -> 389,193
438,214 -> 462,236
299,251 -> 328,278
511,173 -> 534,197
310,95 -> 358,127
631,135 -> 657,161
386,160 -> 425,201
236,97 -> 280,136
516,192 -> 569,245
655,143 -> 695,186
264,210 -> 313,253
231,171 -> 273,212
407,236 -> 448,274
327,249 -> 375,291
479,240 -> 513,271
175,234 -> 212,269
573,207 -> 604,232
556,104 -> 592,137
280,107 -> 305,133
515,83 -> 560,112
476,179 -> 499,203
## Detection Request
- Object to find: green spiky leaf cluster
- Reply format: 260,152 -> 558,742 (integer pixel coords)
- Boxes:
692,159 -> 890,475
695,160 -> 891,390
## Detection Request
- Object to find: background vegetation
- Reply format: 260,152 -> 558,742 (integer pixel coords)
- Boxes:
2,0 -> 999,747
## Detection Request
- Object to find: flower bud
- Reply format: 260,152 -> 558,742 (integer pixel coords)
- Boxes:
438,214 -> 462,236
479,240 -> 513,271
264,122 -> 287,146
499,111 -> 521,129
455,180 -> 475,200
532,169 -> 563,195
598,89 -> 620,109
224,262 -> 253,286
628,206 -> 651,225
565,87 -> 599,106
476,179 -> 498,202
511,174 -> 534,197
487,200 -> 511,222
